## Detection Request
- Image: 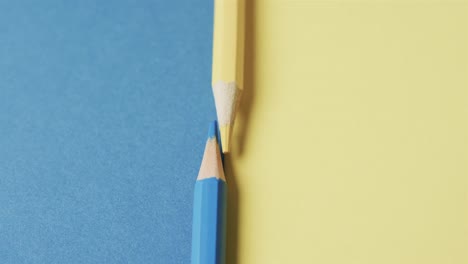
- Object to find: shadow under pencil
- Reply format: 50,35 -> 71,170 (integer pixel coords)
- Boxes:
225,155 -> 240,264
225,0 -> 256,263
236,0 -> 256,156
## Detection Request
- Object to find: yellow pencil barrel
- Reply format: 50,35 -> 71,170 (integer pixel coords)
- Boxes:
212,0 -> 245,88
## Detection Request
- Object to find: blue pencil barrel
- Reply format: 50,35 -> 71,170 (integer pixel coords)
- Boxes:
191,178 -> 227,264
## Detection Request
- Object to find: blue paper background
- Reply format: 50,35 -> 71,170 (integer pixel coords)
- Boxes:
0,1 -> 214,263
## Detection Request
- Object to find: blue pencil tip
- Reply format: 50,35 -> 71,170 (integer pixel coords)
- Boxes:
207,121 -> 218,139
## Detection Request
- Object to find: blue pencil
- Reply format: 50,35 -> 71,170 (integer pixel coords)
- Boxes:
191,121 -> 227,264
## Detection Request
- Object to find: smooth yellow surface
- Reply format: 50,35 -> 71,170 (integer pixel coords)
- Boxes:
226,1 -> 468,263
212,0 -> 245,88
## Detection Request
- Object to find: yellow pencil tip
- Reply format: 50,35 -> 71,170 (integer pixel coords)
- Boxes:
219,125 -> 232,153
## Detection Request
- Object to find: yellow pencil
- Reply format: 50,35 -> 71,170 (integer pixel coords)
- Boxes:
211,0 -> 245,153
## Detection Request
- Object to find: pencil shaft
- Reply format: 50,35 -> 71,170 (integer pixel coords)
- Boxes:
191,178 -> 227,264
212,0 -> 245,87
211,0 -> 245,153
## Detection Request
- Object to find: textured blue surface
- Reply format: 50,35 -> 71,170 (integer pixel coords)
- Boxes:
0,1 -> 214,263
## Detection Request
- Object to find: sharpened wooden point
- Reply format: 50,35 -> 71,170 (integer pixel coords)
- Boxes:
197,121 -> 226,181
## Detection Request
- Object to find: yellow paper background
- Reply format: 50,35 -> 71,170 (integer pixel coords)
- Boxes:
225,0 -> 468,263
